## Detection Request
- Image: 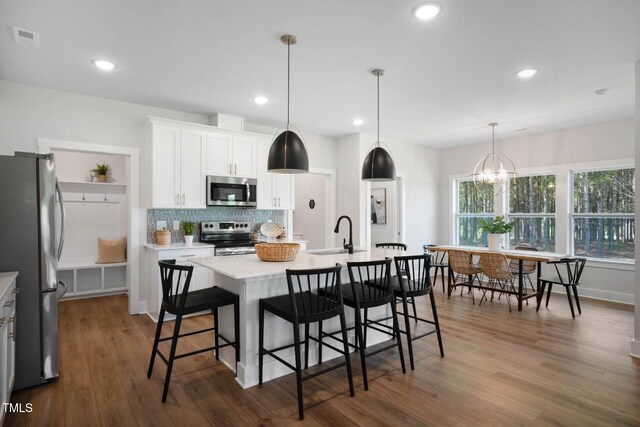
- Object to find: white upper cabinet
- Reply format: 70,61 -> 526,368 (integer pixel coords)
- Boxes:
149,125 -> 180,208
206,133 -> 256,178
256,141 -> 295,210
147,123 -> 206,209
180,129 -> 206,208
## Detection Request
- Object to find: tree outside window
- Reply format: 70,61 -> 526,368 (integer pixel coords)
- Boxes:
572,168 -> 635,261
456,180 -> 494,246
508,175 -> 556,251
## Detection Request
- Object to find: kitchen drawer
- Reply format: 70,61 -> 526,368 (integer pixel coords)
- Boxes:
157,248 -> 215,262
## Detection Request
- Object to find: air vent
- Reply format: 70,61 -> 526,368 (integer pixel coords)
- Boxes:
13,26 -> 40,48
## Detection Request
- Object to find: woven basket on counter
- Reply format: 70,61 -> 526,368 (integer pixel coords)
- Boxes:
255,243 -> 300,262
155,230 -> 171,245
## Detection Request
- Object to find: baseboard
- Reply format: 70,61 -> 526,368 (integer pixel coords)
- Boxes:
631,339 -> 640,358
549,287 -> 634,306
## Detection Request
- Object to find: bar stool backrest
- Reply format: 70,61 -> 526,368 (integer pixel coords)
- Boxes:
449,250 -> 479,275
394,254 -> 432,293
158,260 -> 194,311
480,253 -> 513,280
347,258 -> 393,304
509,246 -> 538,273
375,243 -> 408,251
285,264 -> 343,318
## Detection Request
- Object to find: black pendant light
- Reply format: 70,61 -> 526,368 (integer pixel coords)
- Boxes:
361,69 -> 396,181
268,34 -> 309,173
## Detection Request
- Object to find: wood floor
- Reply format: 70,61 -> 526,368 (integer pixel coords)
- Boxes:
7,283 -> 640,426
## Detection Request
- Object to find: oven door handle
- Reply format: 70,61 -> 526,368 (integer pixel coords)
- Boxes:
246,182 -> 251,203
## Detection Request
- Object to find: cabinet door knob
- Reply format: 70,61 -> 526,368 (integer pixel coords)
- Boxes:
234,164 -> 237,175
182,193 -> 186,205
176,193 -> 180,205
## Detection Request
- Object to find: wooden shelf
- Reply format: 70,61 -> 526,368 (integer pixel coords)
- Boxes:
58,259 -> 128,270
58,181 -> 126,195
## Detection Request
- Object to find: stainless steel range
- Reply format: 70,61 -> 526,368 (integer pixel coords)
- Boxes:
199,221 -> 257,256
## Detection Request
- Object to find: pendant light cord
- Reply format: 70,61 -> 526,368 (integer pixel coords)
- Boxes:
377,72 -> 380,146
286,42 -> 290,130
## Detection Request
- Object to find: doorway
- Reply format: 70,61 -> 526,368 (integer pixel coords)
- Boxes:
369,175 -> 405,246
292,168 -> 336,249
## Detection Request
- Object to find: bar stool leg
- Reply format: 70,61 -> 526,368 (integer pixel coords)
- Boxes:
411,297 -> 418,323
338,308 -> 355,398
304,323 -> 310,369
353,306 -> 368,391
429,288 -> 444,357
258,301 -> 265,385
147,308 -> 165,378
213,308 -> 220,360
318,321 -> 324,363
292,321 -> 304,420
390,299 -> 406,373
400,295 -> 414,370
162,314 -> 183,402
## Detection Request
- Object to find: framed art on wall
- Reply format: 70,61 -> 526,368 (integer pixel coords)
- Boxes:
371,188 -> 387,224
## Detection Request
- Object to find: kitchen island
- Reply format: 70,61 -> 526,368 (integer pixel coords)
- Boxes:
191,247 -> 412,388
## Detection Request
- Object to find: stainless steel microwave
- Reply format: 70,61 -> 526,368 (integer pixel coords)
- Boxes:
206,176 -> 257,207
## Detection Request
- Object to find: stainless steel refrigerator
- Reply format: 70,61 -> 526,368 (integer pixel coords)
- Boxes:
0,152 -> 66,390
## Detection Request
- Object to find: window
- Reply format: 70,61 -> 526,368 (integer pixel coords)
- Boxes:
456,180 -> 494,246
572,168 -> 635,261
508,175 -> 556,251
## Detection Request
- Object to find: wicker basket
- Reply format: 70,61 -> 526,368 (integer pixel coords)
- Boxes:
156,230 -> 171,245
255,243 -> 300,262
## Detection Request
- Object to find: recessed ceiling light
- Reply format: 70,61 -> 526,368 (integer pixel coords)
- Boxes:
352,118 -> 364,126
253,96 -> 268,105
593,88 -> 609,96
516,68 -> 538,79
92,59 -> 116,71
413,3 -> 442,20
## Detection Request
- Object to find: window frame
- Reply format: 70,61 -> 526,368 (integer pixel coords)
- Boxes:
569,165 -> 635,263
453,177 -> 495,247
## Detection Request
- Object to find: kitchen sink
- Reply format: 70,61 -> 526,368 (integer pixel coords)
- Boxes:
308,249 -> 368,255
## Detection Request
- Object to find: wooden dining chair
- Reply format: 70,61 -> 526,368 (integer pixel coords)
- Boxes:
448,250 -> 483,303
479,253 -> 517,312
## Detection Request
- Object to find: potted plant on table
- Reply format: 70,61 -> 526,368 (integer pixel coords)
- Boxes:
182,221 -> 195,245
479,216 -> 514,251
91,163 -> 110,183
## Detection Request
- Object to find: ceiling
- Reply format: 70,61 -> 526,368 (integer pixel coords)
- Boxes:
2,0 -> 639,147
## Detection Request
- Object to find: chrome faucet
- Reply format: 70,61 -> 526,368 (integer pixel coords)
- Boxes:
334,215 -> 354,254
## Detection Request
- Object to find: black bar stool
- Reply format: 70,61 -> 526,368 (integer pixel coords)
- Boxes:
147,260 -> 239,402
392,254 -> 444,369
321,258 -> 406,391
258,264 -> 354,421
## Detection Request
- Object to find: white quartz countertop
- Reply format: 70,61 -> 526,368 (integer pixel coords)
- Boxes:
0,271 -> 18,297
191,248 -> 416,280
145,242 -> 215,251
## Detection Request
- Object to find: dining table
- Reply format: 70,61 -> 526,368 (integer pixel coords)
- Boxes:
427,245 -> 568,311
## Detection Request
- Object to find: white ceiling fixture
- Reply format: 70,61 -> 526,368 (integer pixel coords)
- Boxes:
253,96 -> 269,105
471,122 -> 516,192
516,68 -> 538,79
12,26 -> 39,48
413,3 -> 442,20
92,59 -> 116,71
352,118 -> 364,126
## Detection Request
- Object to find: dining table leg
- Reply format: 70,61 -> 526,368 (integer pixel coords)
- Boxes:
447,260 -> 452,298
518,259 -> 524,311
536,261 -> 542,305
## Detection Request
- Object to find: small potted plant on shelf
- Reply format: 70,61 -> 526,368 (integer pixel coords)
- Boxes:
479,216 -> 514,251
91,163 -> 110,183
182,221 -> 195,245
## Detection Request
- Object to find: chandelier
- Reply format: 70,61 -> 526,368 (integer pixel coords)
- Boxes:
471,122 -> 516,188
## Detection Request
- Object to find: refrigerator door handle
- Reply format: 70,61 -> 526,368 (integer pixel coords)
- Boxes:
57,280 -> 68,299
55,179 -> 66,261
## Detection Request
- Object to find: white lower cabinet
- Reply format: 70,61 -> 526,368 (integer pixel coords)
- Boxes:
145,246 -> 215,322
256,141 -> 295,210
0,272 -> 17,425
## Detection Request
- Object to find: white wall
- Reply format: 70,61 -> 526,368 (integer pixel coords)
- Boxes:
439,118 -> 636,304
293,173 -> 327,249
633,61 -> 640,358
371,181 -> 397,245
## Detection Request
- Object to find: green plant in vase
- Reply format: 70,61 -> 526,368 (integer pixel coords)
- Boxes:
478,216 -> 514,251
182,221 -> 196,245
91,163 -> 110,183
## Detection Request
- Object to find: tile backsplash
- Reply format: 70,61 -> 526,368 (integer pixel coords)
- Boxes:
147,208 -> 284,243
